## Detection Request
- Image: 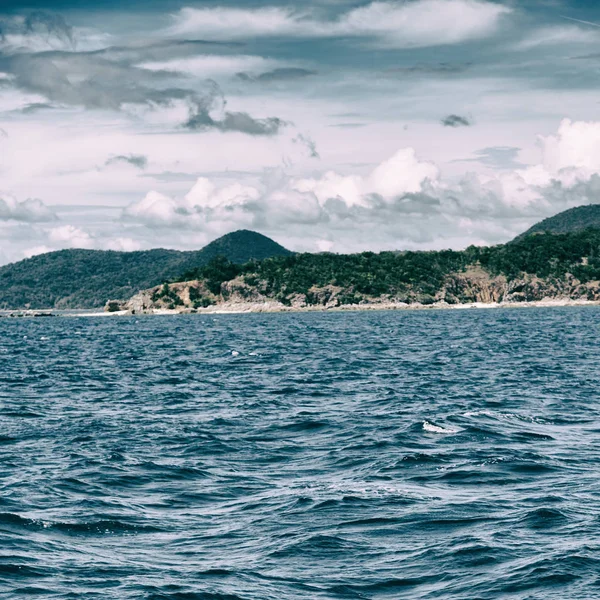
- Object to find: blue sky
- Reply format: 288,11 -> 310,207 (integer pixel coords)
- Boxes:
2,0 -> 600,262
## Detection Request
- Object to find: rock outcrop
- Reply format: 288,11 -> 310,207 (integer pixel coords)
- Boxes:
109,266 -> 600,314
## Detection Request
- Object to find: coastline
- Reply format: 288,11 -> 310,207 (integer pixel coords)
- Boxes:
2,297 -> 598,318
116,297 -> 600,315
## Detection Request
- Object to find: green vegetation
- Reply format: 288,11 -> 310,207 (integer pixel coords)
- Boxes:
178,228 -> 600,306
180,255 -> 245,294
0,230 -> 291,309
152,283 -> 184,309
4,205 -> 600,310
515,204 -> 600,240
470,228 -> 600,281
188,286 -> 215,309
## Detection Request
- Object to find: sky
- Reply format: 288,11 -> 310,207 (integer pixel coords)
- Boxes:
2,0 -> 600,263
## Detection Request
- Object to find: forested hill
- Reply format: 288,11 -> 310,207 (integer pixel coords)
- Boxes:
125,228 -> 600,311
0,230 -> 292,309
515,204 -> 600,240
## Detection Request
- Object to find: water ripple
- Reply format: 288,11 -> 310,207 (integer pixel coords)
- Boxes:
2,308 -> 600,598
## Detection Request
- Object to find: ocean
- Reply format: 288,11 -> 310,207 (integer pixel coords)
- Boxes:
1,308 -> 600,599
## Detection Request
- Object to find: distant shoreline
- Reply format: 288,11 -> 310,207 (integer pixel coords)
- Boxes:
99,297 -> 600,316
3,297 -> 600,318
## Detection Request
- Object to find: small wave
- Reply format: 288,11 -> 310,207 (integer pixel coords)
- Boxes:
0,512 -> 43,530
399,452 -> 447,465
52,519 -> 162,536
279,419 -> 329,432
198,569 -> 233,577
269,534 -> 367,558
520,507 -> 570,530
423,421 -> 459,434
145,591 -> 246,600
0,513 -> 162,536
328,577 -> 426,595
0,563 -> 51,578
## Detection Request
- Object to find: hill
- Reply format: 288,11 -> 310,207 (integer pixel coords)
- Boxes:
123,228 -> 600,312
516,204 -> 600,240
0,230 -> 291,309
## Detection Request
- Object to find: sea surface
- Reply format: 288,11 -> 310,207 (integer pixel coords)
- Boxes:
1,308 -> 600,599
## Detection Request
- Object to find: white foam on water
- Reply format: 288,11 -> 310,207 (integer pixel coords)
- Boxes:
231,350 -> 240,357
423,421 -> 459,434
463,410 -> 496,418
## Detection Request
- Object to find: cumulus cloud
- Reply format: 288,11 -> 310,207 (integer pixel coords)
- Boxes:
105,237 -> 142,252
0,194 -> 57,222
539,118 -> 600,175
122,191 -> 182,227
22,245 -> 53,259
119,119 -> 600,251
44,225 -> 141,252
8,119 -> 600,260
14,228 -> 142,264
369,148 -> 439,197
121,147 -> 443,231
48,225 -> 94,248
170,1 -> 511,48
442,114 -> 472,127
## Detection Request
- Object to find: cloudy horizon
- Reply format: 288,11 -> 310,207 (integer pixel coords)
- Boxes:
2,0 -> 600,264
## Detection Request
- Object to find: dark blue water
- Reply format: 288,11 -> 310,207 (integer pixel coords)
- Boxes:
2,308 -> 600,599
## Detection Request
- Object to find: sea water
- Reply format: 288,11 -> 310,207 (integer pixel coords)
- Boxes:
1,308 -> 600,599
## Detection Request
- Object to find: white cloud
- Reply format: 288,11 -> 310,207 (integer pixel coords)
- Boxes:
170,6 -> 300,38
0,194 -> 57,222
122,147 -> 441,231
7,227 -> 144,265
122,190 -> 182,227
48,225 -> 94,248
369,148 -> 439,197
139,55 -> 279,77
513,25 -> 600,51
538,118 -> 600,175
184,178 -> 260,210
294,147 -> 439,205
122,180 -> 263,230
105,237 -> 142,252
340,0 -> 510,47
120,118 -> 600,251
295,171 -> 364,207
170,0 -> 511,48
23,245 -> 52,259
6,118 -> 600,264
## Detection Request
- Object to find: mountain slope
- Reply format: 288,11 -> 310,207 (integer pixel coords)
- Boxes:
123,228 -> 600,312
515,204 -> 600,240
0,230 -> 292,309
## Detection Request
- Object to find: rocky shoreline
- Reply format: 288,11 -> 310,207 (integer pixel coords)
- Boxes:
2,297 -> 600,318
97,296 -> 600,317
99,268 -> 600,317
